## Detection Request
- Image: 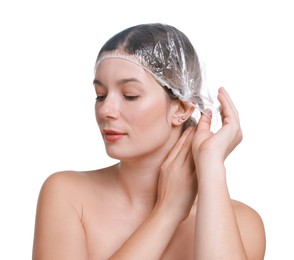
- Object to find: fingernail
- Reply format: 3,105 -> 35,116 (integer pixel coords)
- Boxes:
204,109 -> 212,118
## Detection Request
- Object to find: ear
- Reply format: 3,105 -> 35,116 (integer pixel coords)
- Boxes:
171,101 -> 195,127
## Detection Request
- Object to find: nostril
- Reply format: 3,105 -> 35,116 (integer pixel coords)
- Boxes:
97,102 -> 120,120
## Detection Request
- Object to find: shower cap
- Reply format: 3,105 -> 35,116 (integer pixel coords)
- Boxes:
95,23 -> 217,118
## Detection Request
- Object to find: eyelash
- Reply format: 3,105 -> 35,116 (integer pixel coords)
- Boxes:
124,95 -> 140,101
96,96 -> 106,102
95,95 -> 140,102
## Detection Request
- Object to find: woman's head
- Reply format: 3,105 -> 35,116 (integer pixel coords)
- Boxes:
95,23 -> 209,127
94,23 -> 211,159
94,57 -> 187,160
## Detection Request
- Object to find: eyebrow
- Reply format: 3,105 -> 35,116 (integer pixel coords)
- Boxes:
93,78 -> 143,87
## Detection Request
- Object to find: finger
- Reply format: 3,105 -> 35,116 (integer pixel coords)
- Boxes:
218,87 -> 239,122
195,109 -> 212,131
176,127 -> 196,165
218,87 -> 237,114
218,92 -> 239,126
185,150 -> 196,173
164,127 -> 194,164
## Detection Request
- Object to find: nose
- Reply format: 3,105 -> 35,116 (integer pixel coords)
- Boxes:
96,94 -> 120,120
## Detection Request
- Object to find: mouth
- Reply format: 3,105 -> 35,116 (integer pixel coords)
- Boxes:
102,129 -> 127,142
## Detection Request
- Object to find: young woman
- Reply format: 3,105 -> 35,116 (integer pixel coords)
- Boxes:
33,23 -> 266,259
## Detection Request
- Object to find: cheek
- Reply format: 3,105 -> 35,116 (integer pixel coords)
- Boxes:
94,104 -> 102,125
128,98 -> 171,132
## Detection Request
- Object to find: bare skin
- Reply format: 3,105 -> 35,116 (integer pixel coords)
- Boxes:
33,58 -> 266,259
33,162 -> 265,259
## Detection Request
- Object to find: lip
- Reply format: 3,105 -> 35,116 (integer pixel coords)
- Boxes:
102,129 -> 127,142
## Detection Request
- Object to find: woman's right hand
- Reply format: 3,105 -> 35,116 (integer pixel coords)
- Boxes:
156,127 -> 198,222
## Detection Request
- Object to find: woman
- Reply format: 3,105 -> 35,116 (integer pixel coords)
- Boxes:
33,23 -> 266,259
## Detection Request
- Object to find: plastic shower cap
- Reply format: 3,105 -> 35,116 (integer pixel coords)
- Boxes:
95,23 -> 214,115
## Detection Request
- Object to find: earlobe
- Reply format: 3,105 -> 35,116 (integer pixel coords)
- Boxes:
172,115 -> 188,126
171,102 -> 194,126
178,116 -> 186,123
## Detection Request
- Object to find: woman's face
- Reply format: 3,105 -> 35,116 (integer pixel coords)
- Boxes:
94,57 -> 178,161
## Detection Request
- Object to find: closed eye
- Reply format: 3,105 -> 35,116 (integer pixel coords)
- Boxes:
124,95 -> 140,101
96,95 -> 106,102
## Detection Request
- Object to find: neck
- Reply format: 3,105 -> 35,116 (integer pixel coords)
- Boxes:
114,129 -> 181,212
116,160 -> 160,210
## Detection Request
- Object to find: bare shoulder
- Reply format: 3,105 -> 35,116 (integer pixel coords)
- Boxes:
33,165 -> 118,260
36,165 -> 118,221
40,165 -> 117,195
232,199 -> 264,226
232,199 -> 266,259
41,170 -> 87,189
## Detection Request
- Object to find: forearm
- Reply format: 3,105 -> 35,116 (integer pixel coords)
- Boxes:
109,205 -> 181,260
194,162 -> 247,260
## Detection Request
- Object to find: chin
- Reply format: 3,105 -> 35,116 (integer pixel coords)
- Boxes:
104,147 -> 134,161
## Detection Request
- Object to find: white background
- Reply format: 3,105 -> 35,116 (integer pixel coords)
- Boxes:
0,0 -> 293,259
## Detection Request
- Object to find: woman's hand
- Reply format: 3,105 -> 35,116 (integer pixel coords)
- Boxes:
192,87 -> 243,169
156,127 -> 197,222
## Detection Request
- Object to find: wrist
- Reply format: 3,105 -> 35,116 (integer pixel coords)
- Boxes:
153,200 -> 186,225
195,157 -> 227,183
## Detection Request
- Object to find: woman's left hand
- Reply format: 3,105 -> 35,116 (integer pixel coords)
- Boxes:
156,127 -> 197,222
192,87 -> 243,167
